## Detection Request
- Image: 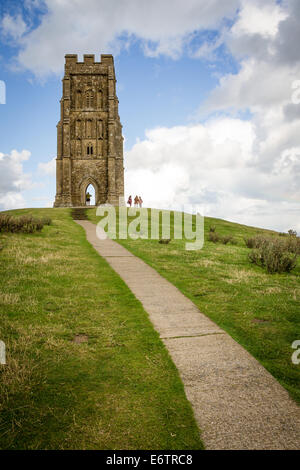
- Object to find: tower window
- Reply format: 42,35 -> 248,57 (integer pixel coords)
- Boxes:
86,90 -> 94,108
76,90 -> 82,108
87,144 -> 93,156
75,119 -> 81,138
97,90 -> 103,109
86,119 -> 92,138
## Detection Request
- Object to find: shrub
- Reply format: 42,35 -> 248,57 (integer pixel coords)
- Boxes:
249,238 -> 298,273
288,229 -> 297,237
285,235 -> 300,255
221,235 -> 233,245
209,231 -> 236,245
244,235 -> 268,249
244,237 -> 251,248
41,217 -> 52,226
159,239 -> 171,244
0,214 -> 51,234
245,233 -> 300,256
209,226 -> 216,233
208,231 -> 220,243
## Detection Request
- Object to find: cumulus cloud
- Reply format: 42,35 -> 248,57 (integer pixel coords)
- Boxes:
186,0 -> 300,231
2,0 -> 240,76
231,0 -> 286,39
1,14 -> 27,40
38,157 -> 56,176
125,117 -> 300,232
274,0 -> 300,66
0,150 -> 32,210
201,0 -> 299,114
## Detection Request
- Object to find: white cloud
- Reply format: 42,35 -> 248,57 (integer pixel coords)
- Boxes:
127,10 -> 296,231
3,0 -> 240,77
203,59 -> 299,113
1,14 -> 27,40
231,0 -> 287,39
0,150 -> 32,210
188,0 -> 300,232
125,118 -> 300,232
38,157 -> 56,176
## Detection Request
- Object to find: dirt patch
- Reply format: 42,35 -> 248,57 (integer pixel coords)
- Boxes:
73,334 -> 89,344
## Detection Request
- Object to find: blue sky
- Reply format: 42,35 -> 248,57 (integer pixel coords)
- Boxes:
0,0 -> 299,232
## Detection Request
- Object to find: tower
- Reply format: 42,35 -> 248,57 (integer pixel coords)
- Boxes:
54,54 -> 124,207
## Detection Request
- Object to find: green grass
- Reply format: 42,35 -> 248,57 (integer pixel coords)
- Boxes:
0,208 -> 203,450
88,208 -> 300,404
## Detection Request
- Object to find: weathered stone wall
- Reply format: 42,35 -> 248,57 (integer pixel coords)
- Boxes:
54,54 -> 124,207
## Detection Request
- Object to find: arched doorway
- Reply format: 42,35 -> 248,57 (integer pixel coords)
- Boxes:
80,177 -> 99,206
86,184 -> 95,206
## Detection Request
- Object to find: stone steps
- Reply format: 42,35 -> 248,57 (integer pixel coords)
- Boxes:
71,208 -> 88,220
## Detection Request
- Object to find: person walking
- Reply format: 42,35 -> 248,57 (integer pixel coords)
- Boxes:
139,196 -> 143,208
127,195 -> 132,207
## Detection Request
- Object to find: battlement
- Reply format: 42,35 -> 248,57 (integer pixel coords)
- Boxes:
64,54 -> 114,66
100,54 -> 114,64
65,54 -> 78,64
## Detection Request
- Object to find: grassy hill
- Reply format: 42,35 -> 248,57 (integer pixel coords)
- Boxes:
0,208 -> 203,450
1,207 -> 299,449
88,208 -> 300,404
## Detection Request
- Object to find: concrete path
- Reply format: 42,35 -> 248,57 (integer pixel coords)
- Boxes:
76,220 -> 300,450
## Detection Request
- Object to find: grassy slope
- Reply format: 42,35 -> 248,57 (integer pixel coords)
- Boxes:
0,208 -> 203,450
88,208 -> 300,404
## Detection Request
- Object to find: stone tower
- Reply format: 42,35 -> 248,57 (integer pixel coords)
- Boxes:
54,54 -> 124,207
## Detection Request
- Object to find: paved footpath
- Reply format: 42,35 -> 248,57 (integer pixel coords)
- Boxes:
76,220 -> 300,450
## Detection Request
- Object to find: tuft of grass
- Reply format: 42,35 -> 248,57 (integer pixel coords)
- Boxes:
0,208 -> 203,450
88,208 -> 300,404
208,231 -> 234,245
